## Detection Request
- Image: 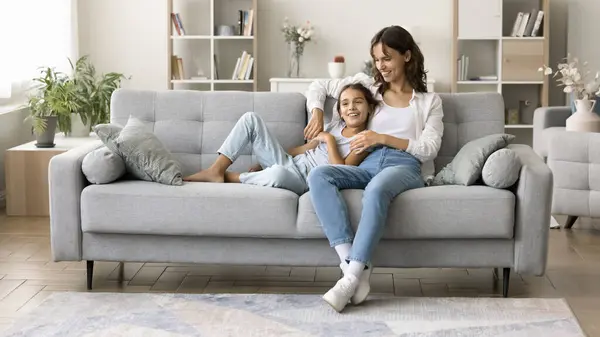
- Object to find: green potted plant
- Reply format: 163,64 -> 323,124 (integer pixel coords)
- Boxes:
69,55 -> 128,136
25,66 -> 79,147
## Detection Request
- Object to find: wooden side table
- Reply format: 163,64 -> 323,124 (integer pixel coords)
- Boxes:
4,134 -> 99,216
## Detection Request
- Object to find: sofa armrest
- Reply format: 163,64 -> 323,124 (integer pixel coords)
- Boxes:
49,140 -> 104,261
533,106 -> 571,156
507,144 -> 553,276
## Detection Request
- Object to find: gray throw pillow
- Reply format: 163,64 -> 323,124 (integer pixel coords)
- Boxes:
482,148 -> 522,189
93,116 -> 183,186
433,133 -> 515,186
82,146 -> 126,184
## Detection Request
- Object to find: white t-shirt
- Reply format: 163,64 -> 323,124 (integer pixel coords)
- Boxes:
302,121 -> 353,168
369,102 -> 417,141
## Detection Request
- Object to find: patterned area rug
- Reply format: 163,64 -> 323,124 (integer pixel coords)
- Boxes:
2,292 -> 585,337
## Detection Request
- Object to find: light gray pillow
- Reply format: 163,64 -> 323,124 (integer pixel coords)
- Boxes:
433,133 -> 515,186
82,146 -> 126,184
93,116 -> 183,186
482,148 -> 522,189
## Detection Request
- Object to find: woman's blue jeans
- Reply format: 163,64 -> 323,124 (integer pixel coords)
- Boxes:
307,147 -> 424,265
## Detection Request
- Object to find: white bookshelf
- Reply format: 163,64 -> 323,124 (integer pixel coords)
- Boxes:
167,0 -> 258,92
452,0 -> 550,131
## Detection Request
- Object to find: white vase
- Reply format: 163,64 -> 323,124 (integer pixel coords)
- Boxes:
566,99 -> 600,132
328,62 -> 345,79
68,113 -> 91,137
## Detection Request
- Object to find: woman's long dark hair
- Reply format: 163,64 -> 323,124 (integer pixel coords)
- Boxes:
336,83 -> 380,118
370,25 -> 428,94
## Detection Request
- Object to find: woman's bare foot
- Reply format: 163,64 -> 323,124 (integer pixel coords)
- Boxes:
183,168 -> 225,183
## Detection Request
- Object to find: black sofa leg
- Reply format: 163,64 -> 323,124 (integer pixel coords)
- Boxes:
502,268 -> 510,298
87,260 -> 94,290
564,216 -> 578,229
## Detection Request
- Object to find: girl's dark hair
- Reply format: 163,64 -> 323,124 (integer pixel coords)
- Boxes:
336,83 -> 379,117
370,25 -> 427,94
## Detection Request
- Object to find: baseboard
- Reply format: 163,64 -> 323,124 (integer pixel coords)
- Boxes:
0,190 -> 5,210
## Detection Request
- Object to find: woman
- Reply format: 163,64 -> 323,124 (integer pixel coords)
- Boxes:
184,83 -> 379,196
304,25 -> 444,312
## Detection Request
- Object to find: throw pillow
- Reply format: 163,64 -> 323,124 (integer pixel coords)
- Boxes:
481,148 -> 522,189
432,133 -> 515,186
93,116 -> 183,186
82,146 -> 126,184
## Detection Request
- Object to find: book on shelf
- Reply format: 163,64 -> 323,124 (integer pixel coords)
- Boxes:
171,55 -> 184,80
171,13 -> 186,36
231,51 -> 254,80
457,54 -> 469,81
237,9 -> 254,36
510,10 -> 544,37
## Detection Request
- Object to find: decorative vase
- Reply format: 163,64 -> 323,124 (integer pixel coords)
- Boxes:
287,42 -> 301,78
566,99 -> 600,132
68,113 -> 91,137
328,62 -> 345,78
35,116 -> 57,148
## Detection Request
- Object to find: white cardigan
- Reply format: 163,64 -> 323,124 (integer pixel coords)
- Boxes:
305,72 -> 444,184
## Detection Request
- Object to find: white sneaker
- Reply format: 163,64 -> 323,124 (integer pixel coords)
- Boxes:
339,262 -> 372,305
322,274 -> 359,312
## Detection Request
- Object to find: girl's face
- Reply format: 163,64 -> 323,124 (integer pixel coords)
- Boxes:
372,42 -> 409,83
339,88 -> 370,127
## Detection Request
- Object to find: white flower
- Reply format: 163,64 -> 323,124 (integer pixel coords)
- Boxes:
564,86 -> 573,93
297,28 -> 303,34
299,37 -> 304,43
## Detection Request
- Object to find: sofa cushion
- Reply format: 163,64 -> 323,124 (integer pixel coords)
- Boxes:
81,181 -> 300,237
297,185 -> 515,239
482,148 -> 522,189
538,127 -> 566,159
82,146 -> 126,184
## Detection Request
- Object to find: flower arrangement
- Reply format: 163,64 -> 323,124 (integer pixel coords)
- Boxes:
539,54 -> 600,100
281,17 -> 314,57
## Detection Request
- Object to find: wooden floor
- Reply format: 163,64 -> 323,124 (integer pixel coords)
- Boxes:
0,211 -> 599,336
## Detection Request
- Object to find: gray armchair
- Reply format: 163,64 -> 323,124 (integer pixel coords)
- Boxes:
533,106 -> 600,228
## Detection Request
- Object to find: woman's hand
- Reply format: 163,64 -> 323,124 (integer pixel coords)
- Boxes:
350,130 -> 385,154
304,108 -> 324,140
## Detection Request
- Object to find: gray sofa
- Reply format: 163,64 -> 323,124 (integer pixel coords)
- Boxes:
533,106 -> 598,228
49,89 -> 553,297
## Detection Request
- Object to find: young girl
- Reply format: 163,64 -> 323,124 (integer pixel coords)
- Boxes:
183,83 -> 380,195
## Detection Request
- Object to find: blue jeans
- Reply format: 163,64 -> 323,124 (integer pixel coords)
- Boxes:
307,147 -> 424,265
218,111 -> 310,195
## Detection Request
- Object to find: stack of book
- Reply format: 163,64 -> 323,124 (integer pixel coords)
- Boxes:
171,55 -> 184,80
457,54 -> 469,81
237,9 -> 254,36
171,13 -> 186,36
232,51 -> 254,80
510,10 -> 544,37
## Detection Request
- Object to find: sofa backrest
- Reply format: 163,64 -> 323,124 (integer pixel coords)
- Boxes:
110,89 -> 308,175
110,89 -> 505,176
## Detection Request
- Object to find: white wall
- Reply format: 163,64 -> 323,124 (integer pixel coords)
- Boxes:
78,0 -> 453,92
0,108 -> 34,207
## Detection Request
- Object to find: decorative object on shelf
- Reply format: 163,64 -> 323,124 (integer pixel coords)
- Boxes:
361,60 -> 374,76
216,25 -> 235,36
540,55 -> 600,132
328,55 -> 345,79
281,17 -> 314,78
506,108 -> 520,125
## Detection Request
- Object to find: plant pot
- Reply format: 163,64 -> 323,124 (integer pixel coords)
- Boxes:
566,99 -> 600,132
68,113 -> 91,137
328,62 -> 345,79
35,116 -> 57,148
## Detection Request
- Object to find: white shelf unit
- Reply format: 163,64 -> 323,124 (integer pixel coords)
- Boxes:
167,0 -> 258,91
452,0 -> 549,130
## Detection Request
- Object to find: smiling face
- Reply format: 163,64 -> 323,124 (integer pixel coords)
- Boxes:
372,42 -> 410,84
338,88 -> 371,128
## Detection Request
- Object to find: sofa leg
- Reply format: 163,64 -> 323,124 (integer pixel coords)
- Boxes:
87,260 -> 94,290
564,216 -> 578,229
502,268 -> 510,298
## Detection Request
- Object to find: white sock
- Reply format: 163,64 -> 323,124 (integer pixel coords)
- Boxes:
347,261 -> 365,279
334,243 -> 351,263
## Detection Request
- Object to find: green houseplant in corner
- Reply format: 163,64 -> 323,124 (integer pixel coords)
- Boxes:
69,55 -> 128,136
25,66 -> 80,147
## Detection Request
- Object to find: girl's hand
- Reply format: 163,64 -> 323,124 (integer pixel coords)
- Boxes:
248,164 -> 263,172
304,108 -> 324,140
350,130 -> 384,154
315,131 -> 334,144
